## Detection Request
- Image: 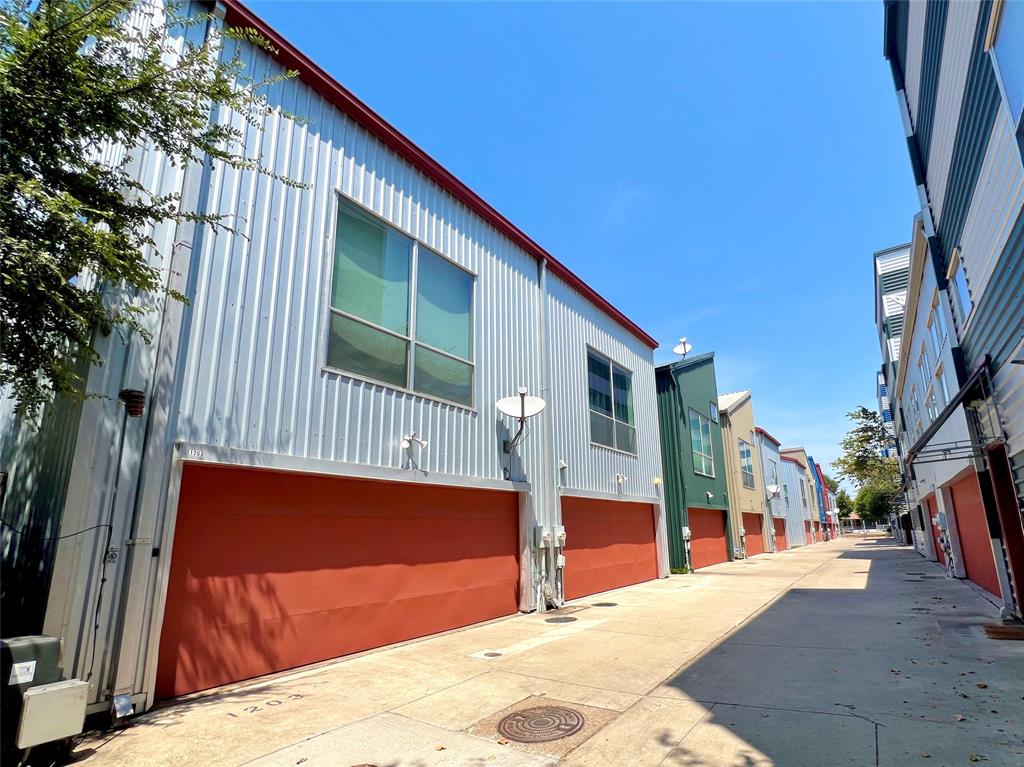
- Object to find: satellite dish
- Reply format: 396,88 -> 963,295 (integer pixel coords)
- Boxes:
672,337 -> 693,357
497,387 -> 546,457
496,394 -> 546,419
766,484 -> 781,499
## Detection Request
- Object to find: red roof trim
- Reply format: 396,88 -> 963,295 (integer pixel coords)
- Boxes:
754,426 -> 781,447
219,0 -> 657,350
780,455 -> 807,470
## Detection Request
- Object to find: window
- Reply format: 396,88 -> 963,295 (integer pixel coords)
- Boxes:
327,200 -> 475,406
799,479 -> 808,509
709,401 -> 719,423
766,458 -> 778,486
689,408 -> 715,477
739,439 -> 755,489
934,363 -> 949,408
783,483 -> 790,508
587,350 -> 635,453
925,389 -> 938,421
989,0 -> 1024,156
946,248 -> 973,325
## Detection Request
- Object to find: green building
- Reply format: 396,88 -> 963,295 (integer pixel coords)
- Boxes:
655,353 -> 732,570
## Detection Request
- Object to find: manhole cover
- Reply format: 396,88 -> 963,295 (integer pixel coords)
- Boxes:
592,602 -> 617,607
497,705 -> 586,743
545,616 -> 577,624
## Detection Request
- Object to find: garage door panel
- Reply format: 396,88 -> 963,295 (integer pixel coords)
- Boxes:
743,513 -> 765,556
773,518 -> 787,551
951,475 -> 1000,597
561,497 -> 657,600
688,507 -> 728,569
157,465 -> 519,699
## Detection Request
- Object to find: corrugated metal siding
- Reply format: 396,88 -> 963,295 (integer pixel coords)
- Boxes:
178,38 -> 542,487
175,37 -> 660,509
927,0 -> 980,223
545,274 -> 662,500
962,207 -> 1024,371
957,110 -> 1024,307
655,369 -> 688,569
915,0 -> 949,164
995,356 -> 1024,469
780,460 -> 807,547
0,389 -> 85,635
937,0 -> 999,271
905,0 -> 927,122
880,270 -> 910,293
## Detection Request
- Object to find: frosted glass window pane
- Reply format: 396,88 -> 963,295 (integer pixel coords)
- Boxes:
590,411 -> 614,448
327,313 -> 407,387
413,345 -> 473,406
332,206 -> 410,334
416,250 -> 473,360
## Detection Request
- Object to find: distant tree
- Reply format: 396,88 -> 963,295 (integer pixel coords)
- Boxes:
835,489 -> 854,520
0,0 -> 299,417
833,406 -> 904,524
854,481 -> 897,524
823,475 -> 839,494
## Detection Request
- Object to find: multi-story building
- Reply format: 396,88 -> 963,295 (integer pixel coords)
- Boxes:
0,0 -> 668,715
655,353 -> 732,570
718,391 -> 769,557
883,0 -> 1024,615
781,448 -> 819,543
755,427 -> 788,551
779,455 -> 810,547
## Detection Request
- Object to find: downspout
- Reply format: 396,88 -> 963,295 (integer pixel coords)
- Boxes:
536,259 -> 561,609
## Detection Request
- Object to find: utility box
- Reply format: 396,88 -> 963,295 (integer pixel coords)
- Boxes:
1,636 -> 85,753
17,680 -> 88,749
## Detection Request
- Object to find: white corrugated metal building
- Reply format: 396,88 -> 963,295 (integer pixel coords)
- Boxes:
0,0 -> 668,715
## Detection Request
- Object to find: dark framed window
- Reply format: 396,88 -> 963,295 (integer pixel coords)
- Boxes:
739,438 -> 755,489
587,349 -> 636,454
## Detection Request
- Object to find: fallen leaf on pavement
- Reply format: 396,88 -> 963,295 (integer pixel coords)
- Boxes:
955,714 -> 966,721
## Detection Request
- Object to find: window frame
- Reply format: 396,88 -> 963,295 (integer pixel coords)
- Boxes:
323,194 -> 478,410
586,346 -> 637,456
945,248 -> 974,330
738,438 -> 756,490
709,401 -> 720,423
688,407 -> 716,478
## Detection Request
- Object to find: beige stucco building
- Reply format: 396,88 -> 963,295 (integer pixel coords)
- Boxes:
718,391 -> 768,556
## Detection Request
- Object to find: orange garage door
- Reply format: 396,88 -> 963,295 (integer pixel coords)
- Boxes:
950,475 -> 1000,597
561,497 -> 658,600
743,513 -> 765,556
773,518 -> 788,551
688,507 -> 729,569
156,464 -> 520,699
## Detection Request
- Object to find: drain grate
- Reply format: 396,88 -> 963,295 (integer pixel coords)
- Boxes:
497,705 -> 586,743
545,616 -> 577,624
591,602 -> 617,607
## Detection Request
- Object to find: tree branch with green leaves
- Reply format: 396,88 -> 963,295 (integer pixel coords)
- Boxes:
1,0 -> 302,417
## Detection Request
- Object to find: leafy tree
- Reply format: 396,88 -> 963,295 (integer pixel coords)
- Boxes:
823,474 -> 839,494
835,489 -> 854,520
832,406 -> 893,484
1,0 -> 297,417
833,406 -> 904,524
854,481 -> 896,524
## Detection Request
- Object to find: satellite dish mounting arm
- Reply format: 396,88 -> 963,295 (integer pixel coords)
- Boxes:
504,391 -> 529,454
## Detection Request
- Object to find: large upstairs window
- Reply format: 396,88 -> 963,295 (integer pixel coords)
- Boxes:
739,438 -> 755,489
327,199 -> 475,407
689,408 -> 715,477
587,350 -> 636,454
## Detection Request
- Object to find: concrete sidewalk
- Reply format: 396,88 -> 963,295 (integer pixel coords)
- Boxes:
74,537 -> 1024,766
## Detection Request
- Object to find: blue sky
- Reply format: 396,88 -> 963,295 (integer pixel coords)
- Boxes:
250,1 -> 919,478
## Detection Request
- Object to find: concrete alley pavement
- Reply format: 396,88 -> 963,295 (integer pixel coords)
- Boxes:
75,536 -> 1024,767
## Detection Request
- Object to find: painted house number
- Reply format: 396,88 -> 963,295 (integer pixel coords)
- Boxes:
187,449 -> 204,458
226,694 -> 304,717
